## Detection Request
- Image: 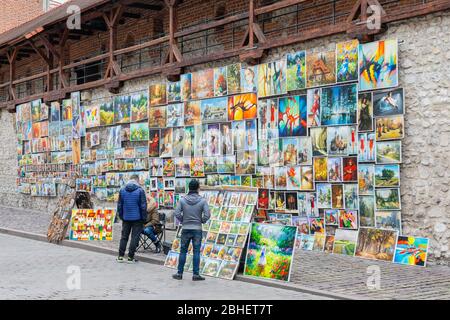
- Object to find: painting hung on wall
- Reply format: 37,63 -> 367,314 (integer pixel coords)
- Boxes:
149,84 -> 167,106
375,164 -> 400,187
62,99 -> 73,121
180,73 -> 192,101
192,69 -> 214,99
167,80 -> 181,103
358,92 -> 373,132
320,84 -> 357,126
50,102 -> 60,122
375,115 -> 404,141
130,122 -> 150,141
31,100 -> 41,122
394,236 -> 429,267
166,103 -> 184,127
244,223 -> 296,282
130,92 -> 148,122
359,39 -> 398,91
214,66 -> 227,96
310,127 -> 327,157
333,229 -> 358,256
160,128 -> 173,158
307,88 -> 321,127
358,132 -> 376,162
278,95 -> 307,137
241,65 -> 258,93
228,93 -> 257,121
376,140 -> 401,164
336,39 -> 359,83
257,60 -> 287,98
227,63 -> 241,95
355,227 -> 397,262
100,101 -> 114,126
375,188 -> 401,210
373,88 -> 404,117
148,106 -> 166,128
201,97 -> 228,123
376,210 -> 402,232
257,98 -> 278,140
85,105 -> 100,128
286,50 -> 306,91
184,101 -> 202,126
114,96 -> 131,124
306,50 -> 336,87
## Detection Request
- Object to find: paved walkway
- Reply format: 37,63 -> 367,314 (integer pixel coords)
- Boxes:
0,233 -> 328,300
1,205 -> 450,300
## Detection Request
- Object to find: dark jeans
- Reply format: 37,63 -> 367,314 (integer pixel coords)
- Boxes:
177,229 -> 202,275
119,221 -> 143,259
143,225 -> 158,243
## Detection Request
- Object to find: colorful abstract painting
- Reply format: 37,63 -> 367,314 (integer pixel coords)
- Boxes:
336,39 -> 359,83
394,236 -> 429,266
278,95 -> 307,137
320,84 -> 357,126
257,60 -> 287,98
228,93 -> 257,121
244,223 -> 297,282
359,39 -> 398,91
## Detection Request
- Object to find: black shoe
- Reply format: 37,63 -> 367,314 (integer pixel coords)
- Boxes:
192,274 -> 205,281
172,273 -> 183,280
154,242 -> 162,253
127,257 -> 138,264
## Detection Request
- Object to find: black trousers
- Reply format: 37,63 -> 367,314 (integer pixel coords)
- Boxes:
119,221 -> 143,259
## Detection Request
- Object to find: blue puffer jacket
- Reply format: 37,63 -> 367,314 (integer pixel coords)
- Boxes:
117,181 -> 147,222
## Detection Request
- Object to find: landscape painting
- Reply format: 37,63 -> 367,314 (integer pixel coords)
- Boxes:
130,122 -> 150,142
227,63 -> 241,95
201,97 -> 228,123
214,66 -> 227,96
149,83 -> 167,106
355,227 -> 398,262
333,229 -> 358,256
148,106 -> 166,128
376,141 -> 402,164
244,223 -> 296,282
100,102 -> 114,126
113,95 -> 131,124
130,92 -> 148,122
192,69 -> 215,99
375,115 -> 404,141
359,39 -> 398,91
375,164 -> 400,187
375,188 -> 401,210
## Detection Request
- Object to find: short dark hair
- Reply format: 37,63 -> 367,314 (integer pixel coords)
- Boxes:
130,174 -> 140,182
189,179 -> 200,192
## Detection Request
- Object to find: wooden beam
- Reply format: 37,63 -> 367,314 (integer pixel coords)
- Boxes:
6,47 -> 18,101
122,12 -> 141,19
59,28 -> 69,89
165,0 -> 182,64
38,35 -> 61,61
27,39 -> 52,66
127,2 -> 163,10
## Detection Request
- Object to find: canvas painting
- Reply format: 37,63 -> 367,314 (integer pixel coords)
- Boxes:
167,80 -> 181,103
373,88 -> 404,118
236,151 -> 256,175
149,84 -> 167,106
192,69 -> 214,99
244,223 -> 296,282
183,126 -> 194,157
320,84 -> 357,126
359,39 -> 398,91
300,166 -> 314,191
227,63 -> 241,95
336,39 -> 359,83
228,93 -> 257,121
375,164 -> 400,187
206,124 -> 220,157
148,130 -> 160,157
358,132 -> 376,162
376,210 -> 402,232
148,106 -> 166,128
130,92 -> 148,122
201,97 -> 228,123
358,92 -> 373,132
278,95 -> 307,137
343,156 -> 358,182
298,136 -> 312,165
114,96 -> 131,124
257,98 -> 278,140
286,50 -> 306,91
394,236 -> 429,267
100,102 -> 114,126
331,184 -> 344,209
180,73 -> 192,101
257,60 -> 287,98
327,126 -> 350,156
160,128 -> 173,158
375,188 -> 401,210
241,65 -> 258,93
356,227 -> 398,262
310,127 -> 327,156
130,122 -> 149,141
328,157 -> 342,182
375,115 -> 404,141
359,195 -> 375,227
282,137 -> 298,166
184,101 -> 202,126
85,105 -> 100,128
317,183 -> 331,208
333,229 -> 358,256
214,66 -> 227,96
50,102 -> 60,122
307,88 -> 321,127
376,141 -> 401,164
166,103 -> 184,127
313,157 -> 328,182
358,164 -> 375,195
306,50 -> 336,87
338,209 -> 358,229
106,126 -> 121,150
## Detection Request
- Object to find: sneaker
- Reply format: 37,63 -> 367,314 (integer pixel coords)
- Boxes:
192,274 -> 205,281
117,256 -> 125,263
127,257 -> 138,264
172,273 -> 183,280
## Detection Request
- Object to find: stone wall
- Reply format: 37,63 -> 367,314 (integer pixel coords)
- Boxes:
0,10 -> 449,263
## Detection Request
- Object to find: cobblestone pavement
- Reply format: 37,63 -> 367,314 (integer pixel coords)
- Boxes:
0,233 -> 329,300
2,206 -> 450,300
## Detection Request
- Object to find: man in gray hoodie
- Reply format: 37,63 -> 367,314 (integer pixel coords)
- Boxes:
173,179 -> 210,281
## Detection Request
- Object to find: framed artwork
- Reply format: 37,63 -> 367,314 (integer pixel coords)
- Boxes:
149,83 -> 167,106
214,66 -> 227,97
167,80 -> 181,103
359,39 -> 398,91
358,164 -> 375,195
375,210 -> 402,232
358,92 -> 373,132
307,88 -> 321,127
113,96 -> 131,124
375,188 -> 401,210
100,101 -> 114,126
148,106 -> 167,128
201,97 -> 228,123
376,140 -> 402,164
180,73 -> 192,101
257,98 -> 278,140
306,50 -> 336,87
226,63 -> 241,95
373,88 -> 404,117
240,65 -> 258,93
394,236 -> 429,267
184,101 -> 202,126
332,229 -> 358,256
278,95 -> 307,137
228,93 -> 257,121
375,164 -> 400,187
355,227 -> 398,262
130,92 -> 148,122
257,60 -> 287,98
336,39 -> 359,83
375,115 -> 404,141
85,104 -> 100,128
130,122 -> 150,141
286,50 -> 306,91
160,128 -> 173,158
320,84 -> 357,126
191,69 -> 214,99
166,103 -> 184,127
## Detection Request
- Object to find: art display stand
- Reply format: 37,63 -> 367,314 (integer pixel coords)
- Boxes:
47,183 -> 76,244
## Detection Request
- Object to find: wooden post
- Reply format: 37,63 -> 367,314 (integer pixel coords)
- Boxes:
248,0 -> 255,48
59,28 -> 69,89
164,0 -> 182,64
103,5 -> 124,79
6,47 -> 18,100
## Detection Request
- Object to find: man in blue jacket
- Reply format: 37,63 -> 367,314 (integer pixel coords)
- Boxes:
173,179 -> 210,281
117,174 -> 147,263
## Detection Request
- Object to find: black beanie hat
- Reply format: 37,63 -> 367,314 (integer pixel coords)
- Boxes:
189,179 -> 200,192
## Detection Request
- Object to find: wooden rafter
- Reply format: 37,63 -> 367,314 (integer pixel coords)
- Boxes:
103,5 -> 124,79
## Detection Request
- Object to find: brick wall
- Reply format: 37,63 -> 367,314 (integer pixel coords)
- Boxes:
0,0 -> 44,34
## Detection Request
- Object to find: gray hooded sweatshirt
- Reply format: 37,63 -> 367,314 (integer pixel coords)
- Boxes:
174,192 -> 210,230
